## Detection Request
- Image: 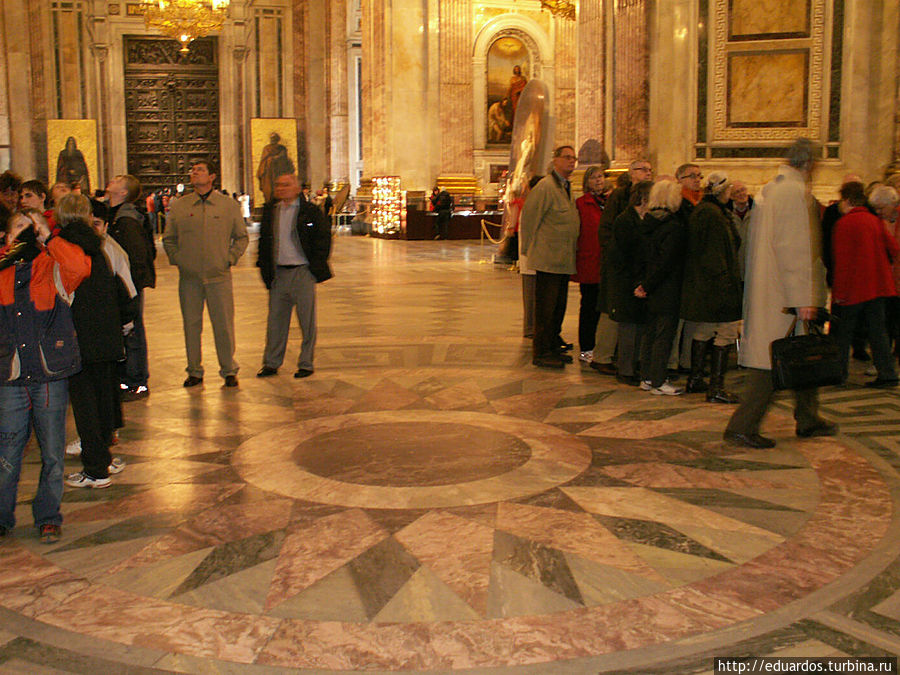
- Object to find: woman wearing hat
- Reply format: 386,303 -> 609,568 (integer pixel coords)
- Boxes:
680,171 -> 743,403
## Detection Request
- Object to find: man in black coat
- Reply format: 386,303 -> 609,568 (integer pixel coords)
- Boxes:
256,173 -> 333,379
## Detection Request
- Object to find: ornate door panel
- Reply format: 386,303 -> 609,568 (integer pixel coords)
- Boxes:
124,36 -> 220,195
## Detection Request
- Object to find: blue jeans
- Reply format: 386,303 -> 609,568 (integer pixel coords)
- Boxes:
0,380 -> 68,530
121,290 -> 149,388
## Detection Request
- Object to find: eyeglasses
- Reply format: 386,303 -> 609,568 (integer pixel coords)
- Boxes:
681,172 -> 703,179
558,154 -> 577,161
634,166 -> 652,173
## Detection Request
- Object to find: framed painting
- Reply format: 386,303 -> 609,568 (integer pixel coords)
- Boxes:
486,37 -> 531,146
47,119 -> 98,195
251,118 -> 298,206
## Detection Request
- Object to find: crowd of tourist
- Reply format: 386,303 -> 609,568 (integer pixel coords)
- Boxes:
0,162 -> 332,544
519,139 -> 900,445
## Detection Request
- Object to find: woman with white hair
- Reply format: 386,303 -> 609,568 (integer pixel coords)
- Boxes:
870,184 -> 900,357
634,180 -> 687,395
680,171 -> 743,403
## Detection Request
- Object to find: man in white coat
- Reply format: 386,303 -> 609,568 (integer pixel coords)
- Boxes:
724,138 -> 838,448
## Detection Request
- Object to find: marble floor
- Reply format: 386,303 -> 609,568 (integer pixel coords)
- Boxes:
2,235 -> 900,674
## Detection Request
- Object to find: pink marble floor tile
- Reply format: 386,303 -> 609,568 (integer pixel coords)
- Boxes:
35,585 -> 280,663
601,462 -> 794,490
265,509 -> 388,610
395,510 -> 494,615
424,380 -> 489,410
350,378 -> 422,411
579,418 -> 710,439
64,484 -> 245,524
488,386 -> 570,420
496,502 -> 668,583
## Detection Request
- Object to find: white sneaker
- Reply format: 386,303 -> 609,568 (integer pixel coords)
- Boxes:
639,380 -> 653,391
579,351 -> 593,363
65,471 -> 111,489
65,439 -> 82,456
651,380 -> 684,396
108,457 -> 126,475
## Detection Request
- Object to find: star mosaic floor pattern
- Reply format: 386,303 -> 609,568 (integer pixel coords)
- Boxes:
2,236 -> 900,674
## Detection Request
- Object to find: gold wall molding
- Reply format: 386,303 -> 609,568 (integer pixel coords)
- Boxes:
710,0 -> 826,143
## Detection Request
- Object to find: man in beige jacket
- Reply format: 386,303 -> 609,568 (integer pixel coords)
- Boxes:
519,146 -> 580,368
725,138 -> 837,448
163,160 -> 248,388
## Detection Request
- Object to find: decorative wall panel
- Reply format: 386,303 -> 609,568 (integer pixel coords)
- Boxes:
727,51 -> 808,127
728,0 -> 810,40
123,37 -> 220,195
612,0 -> 650,160
708,0 -> 826,144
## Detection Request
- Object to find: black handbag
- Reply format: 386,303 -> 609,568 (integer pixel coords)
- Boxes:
770,316 -> 845,391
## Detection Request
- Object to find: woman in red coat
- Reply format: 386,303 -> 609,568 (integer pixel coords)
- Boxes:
572,166 -> 606,363
831,181 -> 900,387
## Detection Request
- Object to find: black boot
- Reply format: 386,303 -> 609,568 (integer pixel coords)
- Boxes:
685,339 -> 709,393
707,345 -> 740,403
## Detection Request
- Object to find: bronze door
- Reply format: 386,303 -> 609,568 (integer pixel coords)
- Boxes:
123,36 -> 220,195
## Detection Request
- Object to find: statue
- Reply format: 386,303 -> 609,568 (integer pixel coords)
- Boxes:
256,132 -> 295,203
55,137 -> 90,194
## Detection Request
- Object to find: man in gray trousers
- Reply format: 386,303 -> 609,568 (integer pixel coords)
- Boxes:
163,159 -> 248,388
256,173 -> 333,379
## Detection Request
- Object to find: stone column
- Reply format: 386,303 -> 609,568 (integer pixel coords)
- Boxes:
612,0 -> 650,161
90,43 -> 110,184
329,0 -> 350,183
361,0 -> 388,176
293,0 -> 310,181
577,0 -> 604,153
553,15 -> 577,148
438,0 -> 473,176
2,0 -> 36,177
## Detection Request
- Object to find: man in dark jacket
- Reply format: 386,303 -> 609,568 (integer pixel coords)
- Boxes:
107,174 -> 155,400
256,173 -> 332,379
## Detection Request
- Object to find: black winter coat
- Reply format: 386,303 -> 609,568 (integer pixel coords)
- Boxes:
59,221 -> 127,364
640,208 -> 687,316
109,202 -> 156,290
257,199 -> 333,288
680,195 -> 742,323
604,207 -> 647,324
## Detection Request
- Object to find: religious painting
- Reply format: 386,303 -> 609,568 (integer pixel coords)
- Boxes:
47,120 -> 97,195
251,118 -> 298,206
486,36 -> 531,146
489,164 -> 508,184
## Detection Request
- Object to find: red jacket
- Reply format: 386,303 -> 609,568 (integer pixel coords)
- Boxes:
572,192 -> 604,283
832,206 -> 899,306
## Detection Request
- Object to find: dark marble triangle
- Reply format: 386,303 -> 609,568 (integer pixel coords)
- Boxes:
411,376 -> 460,397
365,508 -> 431,534
592,515 -> 732,563
288,500 -> 346,529
513,488 -> 589,513
328,379 -> 369,400
555,390 -> 617,408
182,466 -> 245,484
183,451 -> 231,465
482,380 -> 526,401
562,464 -> 634,487
554,422 -> 600,435
615,407 -> 694,421
170,530 -> 286,597
401,398 -> 440,411
668,457 -> 804,471
652,488 -> 804,511
52,512 -> 186,552
346,536 -> 421,619
218,484 -> 287,507
60,483 -> 146,504
492,530 -> 584,605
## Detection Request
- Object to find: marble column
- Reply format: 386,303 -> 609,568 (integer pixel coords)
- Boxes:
293,0 -> 310,181
2,0 -> 37,177
361,0 -> 388,176
439,0 -> 473,175
330,0 -> 350,183
577,0 -> 605,153
90,43 -> 110,184
553,15 -> 577,148
612,0 -> 650,162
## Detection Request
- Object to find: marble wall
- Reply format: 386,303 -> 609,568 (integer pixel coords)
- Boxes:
612,0 -> 650,161
576,0 -> 605,154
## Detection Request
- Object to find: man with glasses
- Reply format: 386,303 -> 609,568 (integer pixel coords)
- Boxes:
520,146 -> 580,368
676,163 -> 703,219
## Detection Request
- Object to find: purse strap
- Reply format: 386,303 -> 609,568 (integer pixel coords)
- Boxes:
785,316 -> 799,338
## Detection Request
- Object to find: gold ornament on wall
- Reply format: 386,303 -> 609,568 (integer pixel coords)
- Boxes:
47,120 -> 98,196
140,0 -> 229,54
539,0 -> 576,21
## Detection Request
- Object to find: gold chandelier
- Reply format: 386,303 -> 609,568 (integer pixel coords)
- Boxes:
540,0 -> 576,20
140,0 -> 230,53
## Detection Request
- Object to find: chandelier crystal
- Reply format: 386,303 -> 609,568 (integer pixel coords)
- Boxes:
140,0 -> 230,53
540,0 -> 576,20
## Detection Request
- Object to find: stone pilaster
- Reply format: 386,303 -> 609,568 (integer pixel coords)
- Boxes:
329,0 -> 349,183
2,0 -> 35,176
612,0 -> 650,161
439,0 -> 473,175
577,0 -> 605,152
553,14 -> 577,148
293,0 -> 309,181
361,0 -> 388,176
